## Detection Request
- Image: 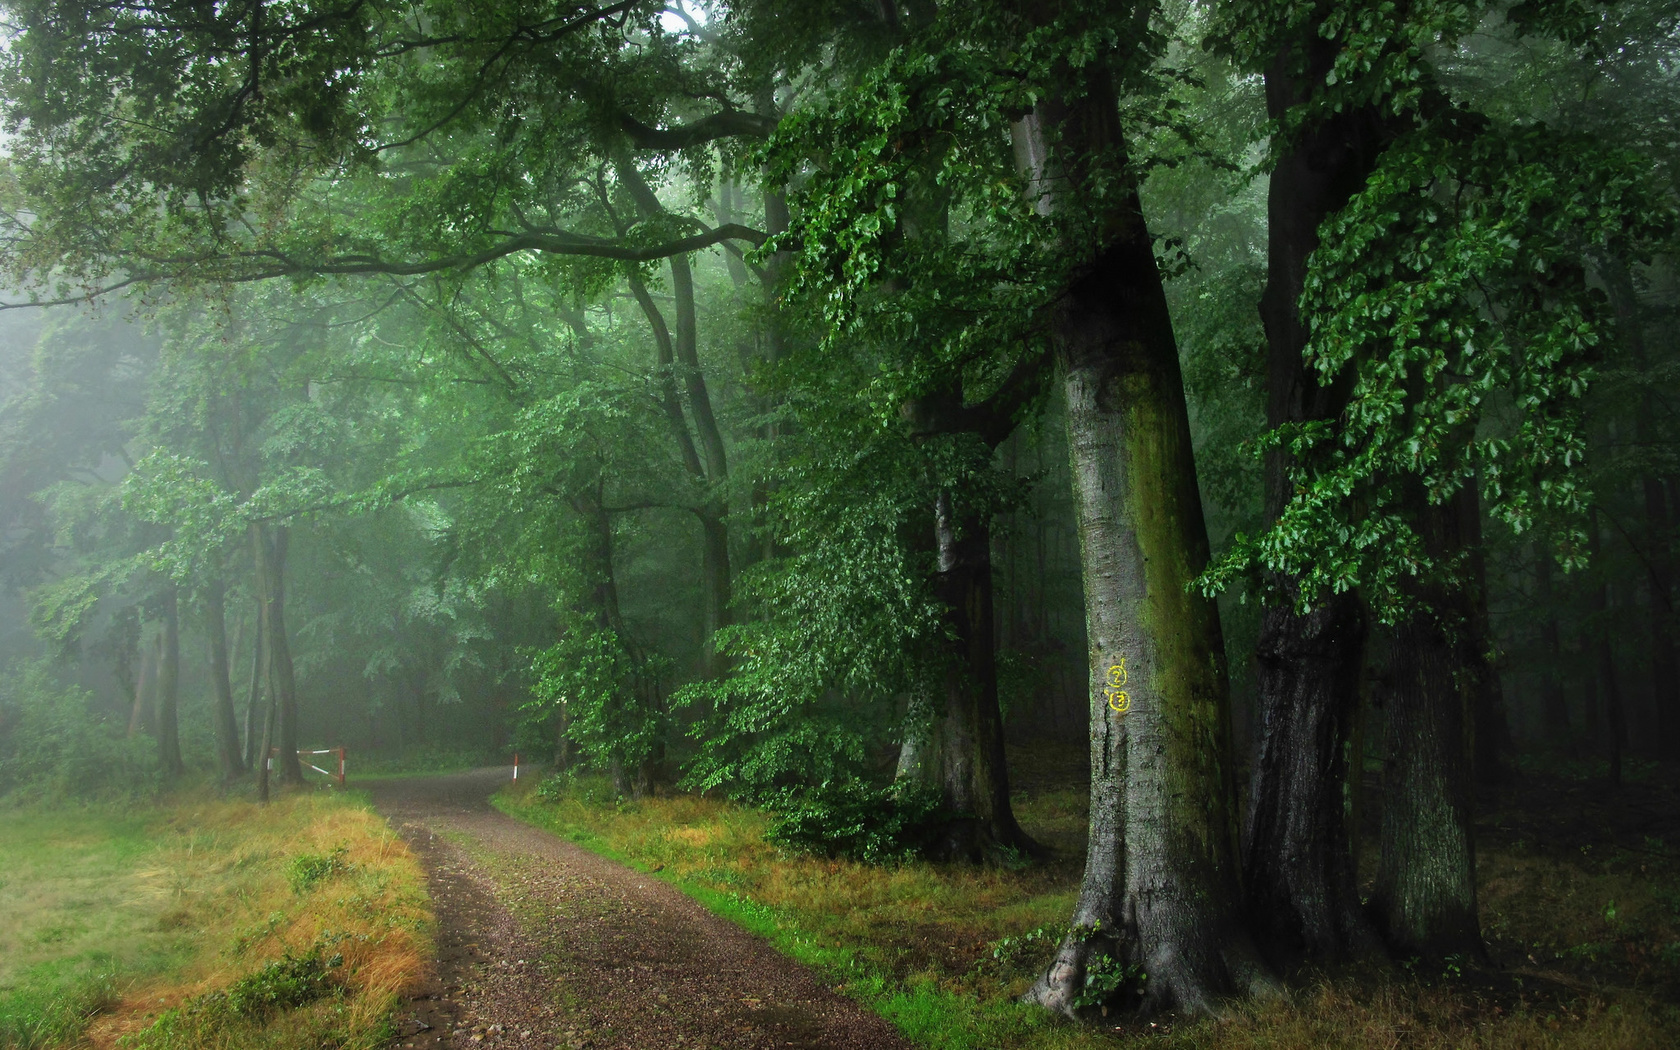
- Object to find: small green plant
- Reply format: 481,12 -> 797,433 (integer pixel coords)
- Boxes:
989,923 -> 1069,968
286,846 -> 351,894
1071,950 -> 1146,1010
123,941 -> 346,1049
221,944 -> 344,1018
535,768 -> 575,801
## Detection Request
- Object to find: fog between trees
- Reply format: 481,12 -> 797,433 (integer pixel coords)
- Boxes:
0,0 -> 1676,1020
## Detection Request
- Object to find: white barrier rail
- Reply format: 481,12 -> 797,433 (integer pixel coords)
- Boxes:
268,747 -> 346,786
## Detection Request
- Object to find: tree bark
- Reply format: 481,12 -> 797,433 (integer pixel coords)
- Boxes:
1245,590 -> 1377,960
252,522 -> 303,786
1244,37 -> 1391,965
1013,86 -> 1269,1015
1372,494 -> 1481,958
156,584 -> 184,777
205,576 -> 245,779
896,493 -> 1036,859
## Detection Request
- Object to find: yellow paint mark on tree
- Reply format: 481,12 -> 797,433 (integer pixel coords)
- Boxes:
1104,659 -> 1131,713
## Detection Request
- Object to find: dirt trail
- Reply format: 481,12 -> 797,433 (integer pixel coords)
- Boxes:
366,770 -> 913,1050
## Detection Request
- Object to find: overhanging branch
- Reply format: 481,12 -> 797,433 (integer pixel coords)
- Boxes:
0,224 -> 767,309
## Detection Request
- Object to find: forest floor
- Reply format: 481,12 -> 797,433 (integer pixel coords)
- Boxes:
452,741 -> 1680,1050
364,768 -> 913,1050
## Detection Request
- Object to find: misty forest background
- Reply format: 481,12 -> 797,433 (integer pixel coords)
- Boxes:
1,0 -> 1679,1022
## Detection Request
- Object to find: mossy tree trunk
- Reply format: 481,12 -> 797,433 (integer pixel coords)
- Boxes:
1013,87 -> 1270,1016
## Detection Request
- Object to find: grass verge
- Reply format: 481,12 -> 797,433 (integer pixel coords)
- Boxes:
495,766 -> 1680,1050
0,789 -> 430,1050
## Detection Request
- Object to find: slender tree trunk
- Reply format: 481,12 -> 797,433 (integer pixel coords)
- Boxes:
205,576 -> 244,779
252,523 -> 303,786
1643,477 -> 1677,758
1244,41 -> 1390,964
156,585 -> 184,777
897,494 -> 1035,859
1458,486 -> 1513,785
243,598 -> 268,768
1588,512 -> 1626,785
1013,86 -> 1269,1015
1372,494 -> 1481,957
1578,627 -> 1602,754
128,633 -> 154,738
1534,550 -> 1571,745
617,156 -> 734,671
257,675 -> 277,804
1605,262 -> 1679,759
573,486 -> 656,797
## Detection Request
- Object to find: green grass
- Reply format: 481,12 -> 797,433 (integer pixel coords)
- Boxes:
0,792 -> 431,1050
495,762 -> 1680,1050
0,808 -> 190,1049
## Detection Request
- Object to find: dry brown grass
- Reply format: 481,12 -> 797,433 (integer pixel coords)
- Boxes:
64,788 -> 430,1050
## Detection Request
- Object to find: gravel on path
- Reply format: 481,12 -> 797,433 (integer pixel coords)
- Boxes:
366,769 -> 913,1050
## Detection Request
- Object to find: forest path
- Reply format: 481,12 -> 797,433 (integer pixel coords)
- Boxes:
366,769 -> 912,1050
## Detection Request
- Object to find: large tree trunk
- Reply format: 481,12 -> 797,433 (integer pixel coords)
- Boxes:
1014,88 -> 1269,1015
896,493 -> 1035,859
1244,40 -> 1389,965
205,576 -> 245,780
1245,592 -> 1377,960
156,584 -> 184,777
252,523 -> 303,786
1372,494 -> 1481,957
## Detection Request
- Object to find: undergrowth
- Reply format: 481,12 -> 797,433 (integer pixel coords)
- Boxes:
497,758 -> 1680,1050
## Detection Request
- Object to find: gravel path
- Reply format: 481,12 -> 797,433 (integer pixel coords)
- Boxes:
366,769 -> 913,1050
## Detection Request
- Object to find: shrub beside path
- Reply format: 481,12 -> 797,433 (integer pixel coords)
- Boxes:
367,769 -> 913,1050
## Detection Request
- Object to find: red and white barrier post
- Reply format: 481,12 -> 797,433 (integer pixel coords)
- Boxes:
513,752 -> 520,781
